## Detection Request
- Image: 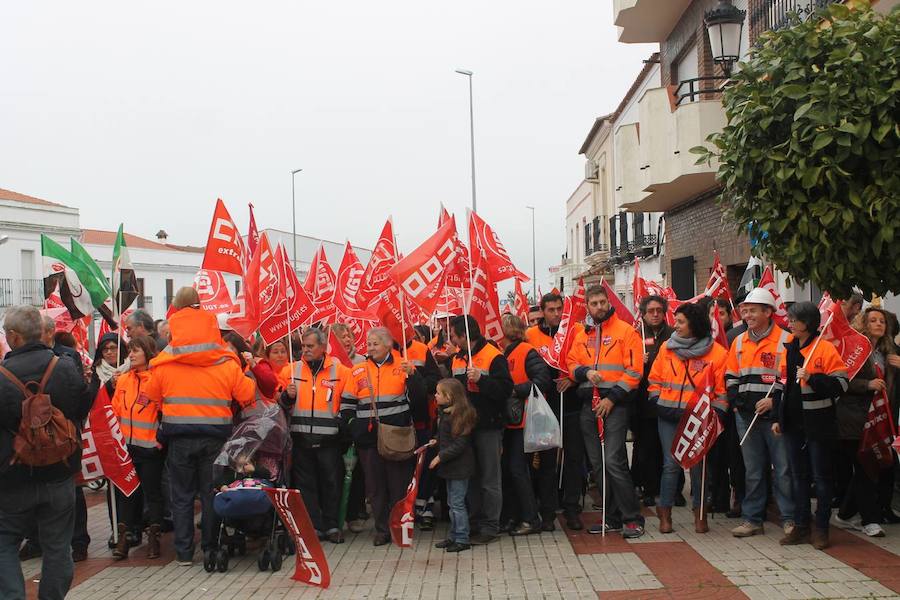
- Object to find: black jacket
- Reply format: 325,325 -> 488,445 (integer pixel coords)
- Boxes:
0,343 -> 92,483
532,321 -> 581,415
453,339 -> 514,430
776,336 -> 844,440
53,343 -> 84,380
837,354 -> 897,441
435,407 -> 475,480
635,322 -> 673,419
408,342 -> 441,426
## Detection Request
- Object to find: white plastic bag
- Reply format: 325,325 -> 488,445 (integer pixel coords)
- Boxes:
523,386 -> 561,453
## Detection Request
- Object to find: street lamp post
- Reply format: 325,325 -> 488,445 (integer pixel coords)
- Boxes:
526,205 -> 536,301
455,69 -> 476,213
704,0 -> 746,76
290,168 -> 302,273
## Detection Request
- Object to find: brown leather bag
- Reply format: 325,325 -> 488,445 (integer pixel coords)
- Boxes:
0,356 -> 80,467
364,370 -> 415,461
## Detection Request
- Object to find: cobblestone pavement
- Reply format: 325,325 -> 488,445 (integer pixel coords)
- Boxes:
19,489 -> 900,599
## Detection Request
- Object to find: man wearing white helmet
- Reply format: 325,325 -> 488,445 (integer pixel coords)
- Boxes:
725,287 -> 795,539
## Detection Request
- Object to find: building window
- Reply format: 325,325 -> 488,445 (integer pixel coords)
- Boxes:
584,222 -> 592,256
165,279 -> 174,308
234,279 -> 241,297
673,42 -> 700,103
671,256 -> 695,300
136,278 -> 146,308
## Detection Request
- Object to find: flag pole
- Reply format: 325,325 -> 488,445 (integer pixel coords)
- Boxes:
796,313 -> 833,383
700,456 -> 707,522
110,486 -> 119,544
601,428 -> 606,538
391,229 -> 409,361
558,391 -> 565,489
739,377 -> 779,446
462,212 -> 475,368
116,291 -> 123,367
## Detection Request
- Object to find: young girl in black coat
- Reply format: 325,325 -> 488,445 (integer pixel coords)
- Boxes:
430,378 -> 478,552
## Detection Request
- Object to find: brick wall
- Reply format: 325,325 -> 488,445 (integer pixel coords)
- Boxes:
665,190 -> 750,295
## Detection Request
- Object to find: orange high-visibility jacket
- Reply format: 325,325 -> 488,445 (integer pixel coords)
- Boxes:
775,335 -> 849,432
341,350 -> 420,448
282,355 -> 350,444
725,324 -> 791,415
567,312 -> 643,405
146,308 -> 256,439
526,322 -> 584,377
648,341 -> 728,423
111,369 -> 160,450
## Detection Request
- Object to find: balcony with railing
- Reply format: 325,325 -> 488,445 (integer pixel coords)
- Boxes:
0,279 -> 46,308
749,0 -> 839,38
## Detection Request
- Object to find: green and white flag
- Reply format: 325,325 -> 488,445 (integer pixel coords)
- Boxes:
739,255 -> 764,295
70,238 -> 118,327
111,224 -> 139,314
41,235 -> 104,321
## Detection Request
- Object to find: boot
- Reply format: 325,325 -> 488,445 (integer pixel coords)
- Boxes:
147,524 -> 161,559
694,508 -> 709,534
112,523 -> 129,560
657,507 -> 673,534
811,528 -> 829,550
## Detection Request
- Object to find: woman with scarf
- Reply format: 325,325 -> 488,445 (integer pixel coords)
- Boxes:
648,302 -> 728,534
110,335 -> 164,561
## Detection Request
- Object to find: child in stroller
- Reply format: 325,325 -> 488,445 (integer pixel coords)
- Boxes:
206,404 -> 291,573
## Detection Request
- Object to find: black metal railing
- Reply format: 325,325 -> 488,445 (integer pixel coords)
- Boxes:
750,0 -> 838,37
675,76 -> 728,105
584,222 -> 592,256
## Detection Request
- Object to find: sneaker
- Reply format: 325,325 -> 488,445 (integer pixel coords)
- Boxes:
622,522 -> 645,539
541,516 -> 556,532
833,514 -> 862,530
731,521 -> 764,537
326,529 -> 344,544
509,522 -> 537,537
446,541 -> 471,553
863,523 -> 885,537
347,519 -> 367,533
779,523 -> 810,545
811,528 -> 829,550
588,521 -> 622,535
418,516 -> 434,531
373,533 -> 391,546
434,539 -> 453,549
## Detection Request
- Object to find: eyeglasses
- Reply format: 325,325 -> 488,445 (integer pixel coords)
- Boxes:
645,308 -> 664,314
101,346 -> 118,354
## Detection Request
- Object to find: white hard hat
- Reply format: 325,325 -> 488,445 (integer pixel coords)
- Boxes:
741,287 -> 777,309
216,312 -> 233,331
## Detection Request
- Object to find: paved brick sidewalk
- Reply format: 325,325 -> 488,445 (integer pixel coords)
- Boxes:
19,489 -> 900,599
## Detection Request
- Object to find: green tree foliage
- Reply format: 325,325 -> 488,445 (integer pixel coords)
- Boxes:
692,2 -> 899,298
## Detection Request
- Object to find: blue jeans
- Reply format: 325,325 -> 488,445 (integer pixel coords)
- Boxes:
446,479 -> 470,544
657,418 -> 704,509
0,477 -> 75,600
785,433 -> 834,531
735,412 -> 794,525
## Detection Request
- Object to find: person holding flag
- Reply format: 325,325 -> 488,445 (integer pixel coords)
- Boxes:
567,285 -> 644,538
773,302 -> 848,549
281,328 -> 351,544
834,307 -> 898,538
725,287 -> 794,539
648,302 -> 728,534
449,315 -> 513,545
109,335 -> 165,561
339,327 -> 426,546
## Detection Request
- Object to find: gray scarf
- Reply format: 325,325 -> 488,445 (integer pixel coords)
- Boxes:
747,320 -> 774,343
666,334 -> 714,360
95,357 -> 130,385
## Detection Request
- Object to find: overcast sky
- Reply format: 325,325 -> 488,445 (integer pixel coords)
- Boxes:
1,1 -> 655,293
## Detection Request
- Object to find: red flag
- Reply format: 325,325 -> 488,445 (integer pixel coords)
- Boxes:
818,294 -> 873,380
347,318 -> 376,356
193,270 -> 235,315
537,278 -> 586,372
304,245 -> 338,325
671,367 -> 723,469
227,238 -> 263,338
263,487 -> 331,588
601,279 -> 636,326
703,251 -> 737,321
513,279 -> 530,321
435,288 -> 465,317
389,219 -> 458,315
389,448 -> 427,547
468,211 -> 527,282
201,199 -> 246,276
357,220 -> 397,308
632,258 -> 644,317
858,364 -> 895,480
259,244 -> 317,344
75,386 -> 140,497
466,247 -> 504,343
711,306 -> 729,348
592,387 -> 605,442
438,204 -> 451,227
332,242 -> 375,320
376,285 -> 416,347
327,328 -> 354,368
247,203 -> 260,256
757,266 -> 789,329
444,216 -> 472,290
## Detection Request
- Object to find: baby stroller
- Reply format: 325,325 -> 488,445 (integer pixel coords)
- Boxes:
206,403 -> 292,573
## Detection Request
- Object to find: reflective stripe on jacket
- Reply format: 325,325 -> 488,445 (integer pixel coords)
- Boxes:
287,356 -> 350,443
112,369 -> 160,449
647,341 -> 728,423
566,312 -> 643,405
341,350 -> 413,448
725,325 -> 790,415
451,339 -> 513,429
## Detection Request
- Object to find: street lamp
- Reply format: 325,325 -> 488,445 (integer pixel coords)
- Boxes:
455,68 -> 477,213
704,0 -> 746,76
290,168 -> 302,273
526,206 -> 536,301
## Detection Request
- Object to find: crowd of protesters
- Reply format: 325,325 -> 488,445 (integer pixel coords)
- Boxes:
1,282 -> 899,600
